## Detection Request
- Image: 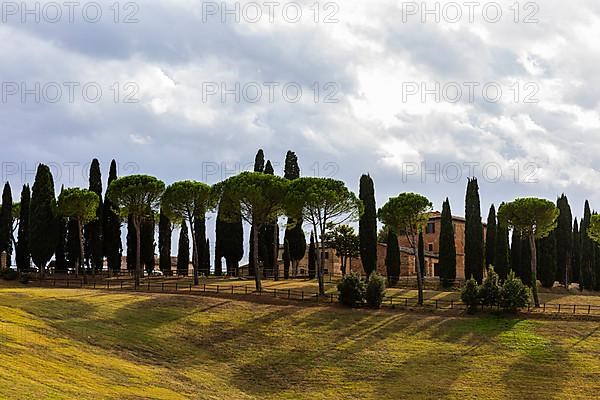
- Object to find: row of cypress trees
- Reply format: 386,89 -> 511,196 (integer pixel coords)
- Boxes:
0,161 -> 122,274
435,177 -> 600,291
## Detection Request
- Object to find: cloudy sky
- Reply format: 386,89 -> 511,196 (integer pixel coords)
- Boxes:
2,0 -> 600,236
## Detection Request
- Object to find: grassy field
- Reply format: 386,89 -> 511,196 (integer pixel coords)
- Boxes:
0,284 -> 599,399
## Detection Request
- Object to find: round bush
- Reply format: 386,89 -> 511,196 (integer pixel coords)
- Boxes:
366,272 -> 386,308
461,276 -> 480,314
337,272 -> 366,308
480,266 -> 501,307
500,270 -> 531,313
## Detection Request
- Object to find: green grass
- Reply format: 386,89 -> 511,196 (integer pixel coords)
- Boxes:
0,284 -> 599,399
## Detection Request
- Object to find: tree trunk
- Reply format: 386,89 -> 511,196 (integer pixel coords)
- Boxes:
273,226 -> 279,281
134,217 -> 141,289
190,220 -> 199,286
315,227 -> 325,296
78,219 -> 87,284
529,233 -> 540,307
253,221 -> 262,291
413,235 -> 424,305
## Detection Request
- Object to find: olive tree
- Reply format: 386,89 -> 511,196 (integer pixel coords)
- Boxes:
287,178 -> 362,295
214,172 -> 288,291
378,193 -> 432,305
107,175 -> 165,288
57,188 -> 100,282
161,180 -> 213,285
498,198 -> 559,307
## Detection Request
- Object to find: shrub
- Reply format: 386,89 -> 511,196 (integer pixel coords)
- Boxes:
1,268 -> 19,281
337,271 -> 366,308
366,272 -> 386,308
480,266 -> 501,307
461,276 -> 480,314
500,270 -> 530,313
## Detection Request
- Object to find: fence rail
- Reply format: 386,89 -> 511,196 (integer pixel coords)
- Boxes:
31,277 -> 600,317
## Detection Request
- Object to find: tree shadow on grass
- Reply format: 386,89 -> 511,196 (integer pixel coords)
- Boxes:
227,310 -> 424,397
500,323 -> 572,399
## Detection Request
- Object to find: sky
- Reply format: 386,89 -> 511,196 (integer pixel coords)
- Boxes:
2,0 -> 600,251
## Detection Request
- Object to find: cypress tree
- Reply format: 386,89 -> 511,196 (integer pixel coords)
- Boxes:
214,225 -> 223,276
494,203 -> 510,280
438,198 -> 456,287
15,185 -> 31,271
359,174 -> 377,276
127,215 -> 136,272
572,218 -> 580,285
216,188 -> 244,276
260,160 -> 277,278
203,238 -> 211,275
177,222 -> 190,276
538,230 -> 557,288
282,151 -> 304,278
555,194 -> 573,286
308,232 -> 316,279
54,186 -> 67,273
141,216 -> 155,275
103,160 -> 122,274
0,182 -> 13,267
580,201 -> 593,290
282,239 -> 291,279
464,178 -> 484,282
510,229 -> 521,277
485,204 -> 497,269
519,233 -> 532,286
248,149 -> 265,276
418,231 -> 425,277
85,159 -> 103,272
66,219 -> 80,272
194,217 -> 207,276
158,208 -> 172,276
29,164 -> 59,275
385,229 -> 400,285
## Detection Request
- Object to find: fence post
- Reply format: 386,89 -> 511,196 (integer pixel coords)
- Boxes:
107,280 -> 110,289
189,284 -> 192,292
450,300 -> 453,309
543,303 -> 545,312
588,305 -> 591,315
245,286 -> 248,295
405,298 -> 408,307
231,285 -> 234,294
301,291 -> 304,301
435,300 -> 438,309
330,294 -> 333,303
203,283 -> 206,293
288,289 -> 291,299
558,304 -> 561,313
573,305 -> 576,314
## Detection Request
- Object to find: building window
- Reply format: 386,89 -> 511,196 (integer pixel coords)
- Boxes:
322,251 -> 329,259
434,263 -> 440,277
426,222 -> 435,234
428,243 -> 433,252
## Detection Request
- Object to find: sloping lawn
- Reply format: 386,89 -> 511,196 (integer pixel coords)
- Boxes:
0,285 -> 598,399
